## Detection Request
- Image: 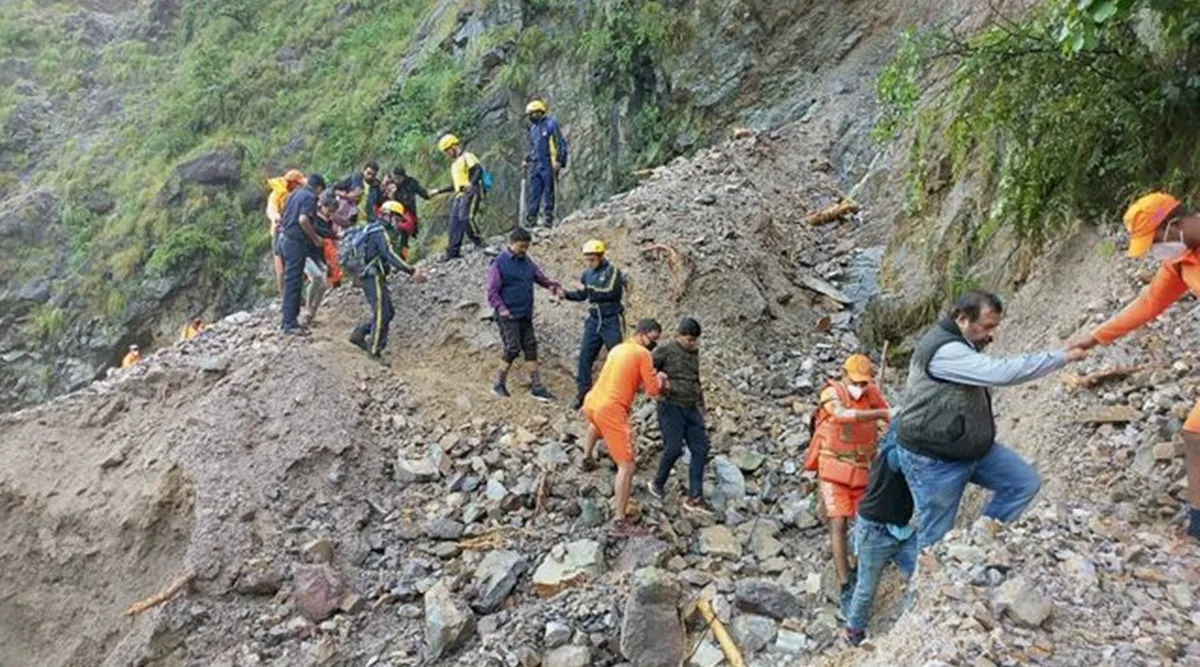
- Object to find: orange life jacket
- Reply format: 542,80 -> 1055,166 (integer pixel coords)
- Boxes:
803,380 -> 887,488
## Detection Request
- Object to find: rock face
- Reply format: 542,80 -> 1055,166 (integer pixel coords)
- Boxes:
424,580 -> 476,659
619,568 -> 686,667
533,540 -> 604,597
471,549 -> 528,612
292,565 -> 343,623
734,579 -> 803,620
174,146 -> 243,186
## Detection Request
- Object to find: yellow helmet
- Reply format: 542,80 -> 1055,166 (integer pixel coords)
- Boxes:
525,99 -> 548,114
437,134 -> 460,152
380,200 -> 406,216
582,239 -> 606,255
844,354 -> 873,383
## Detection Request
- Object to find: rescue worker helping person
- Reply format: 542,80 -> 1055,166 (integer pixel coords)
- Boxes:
805,354 -> 892,612
897,290 -> 1088,549
564,239 -> 627,410
1067,192 -> 1200,540
580,318 -> 669,537
523,99 -> 568,228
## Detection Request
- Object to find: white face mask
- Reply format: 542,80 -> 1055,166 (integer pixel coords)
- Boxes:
847,384 -> 865,400
1151,242 -> 1188,261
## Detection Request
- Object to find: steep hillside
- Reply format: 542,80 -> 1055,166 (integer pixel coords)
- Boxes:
0,0 -> 938,411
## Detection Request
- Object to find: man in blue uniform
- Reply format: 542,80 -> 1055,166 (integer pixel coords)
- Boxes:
564,239 -> 626,409
523,99 -> 568,228
349,217 -> 428,359
278,173 -> 327,335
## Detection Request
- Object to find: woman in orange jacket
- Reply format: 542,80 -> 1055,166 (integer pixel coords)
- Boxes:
1069,192 -> 1200,540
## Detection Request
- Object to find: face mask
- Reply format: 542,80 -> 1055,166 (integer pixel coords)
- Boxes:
847,384 -> 865,400
1151,242 -> 1188,261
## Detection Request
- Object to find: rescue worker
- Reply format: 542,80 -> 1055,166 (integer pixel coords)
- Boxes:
1068,192 -> 1200,540
580,318 -> 668,537
523,99 -> 568,227
278,173 -> 327,335
179,316 -> 206,341
349,209 -> 428,359
334,161 -> 382,223
898,290 -> 1086,549
648,317 -> 714,517
843,420 -> 917,646
804,354 -> 892,612
563,239 -> 627,409
379,199 -> 418,262
266,169 -> 306,294
437,134 -> 485,261
121,344 -> 141,368
485,226 -> 563,400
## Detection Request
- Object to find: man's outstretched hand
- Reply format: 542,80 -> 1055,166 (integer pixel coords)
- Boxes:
411,268 -> 429,284
1066,333 -> 1100,352
1065,347 -> 1089,362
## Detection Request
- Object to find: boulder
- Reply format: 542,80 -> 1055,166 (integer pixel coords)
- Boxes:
734,579 -> 803,620
472,549 -> 528,613
175,146 -> 242,186
748,521 -> 783,559
533,540 -> 604,597
996,576 -> 1053,628
543,646 -> 591,667
713,456 -> 746,499
292,564 -> 343,622
619,568 -> 686,667
424,580 -> 476,659
615,536 -> 672,572
731,614 -> 777,653
697,525 -> 742,560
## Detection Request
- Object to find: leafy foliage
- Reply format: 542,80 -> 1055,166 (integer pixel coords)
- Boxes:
877,0 -> 1200,245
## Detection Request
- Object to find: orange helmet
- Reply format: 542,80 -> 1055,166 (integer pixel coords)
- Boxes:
283,169 -> 306,187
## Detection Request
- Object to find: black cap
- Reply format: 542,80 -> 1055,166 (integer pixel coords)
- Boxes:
634,318 -> 662,335
307,173 -> 326,189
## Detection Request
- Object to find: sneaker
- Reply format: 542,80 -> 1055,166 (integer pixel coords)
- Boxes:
646,481 -> 664,500
281,326 -> 310,337
844,628 -> 866,647
682,497 -> 716,517
492,383 -> 510,398
531,385 -> 556,402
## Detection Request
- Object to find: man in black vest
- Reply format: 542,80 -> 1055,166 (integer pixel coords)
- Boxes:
897,290 -> 1087,548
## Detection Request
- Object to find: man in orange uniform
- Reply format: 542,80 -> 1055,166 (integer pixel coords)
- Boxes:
266,169 -> 307,294
805,354 -> 892,612
581,319 -> 668,536
1069,192 -> 1200,540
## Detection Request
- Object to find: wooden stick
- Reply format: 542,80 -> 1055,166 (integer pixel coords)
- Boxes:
879,340 -> 890,386
805,201 -> 858,226
123,570 -> 195,617
1060,365 -> 1143,390
533,471 -> 549,517
696,598 -> 747,667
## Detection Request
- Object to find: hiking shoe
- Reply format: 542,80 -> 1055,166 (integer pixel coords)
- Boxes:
281,326 -> 310,337
531,385 -> 556,402
646,481 -> 665,500
844,628 -> 866,647
492,383 -> 510,398
682,497 -> 716,517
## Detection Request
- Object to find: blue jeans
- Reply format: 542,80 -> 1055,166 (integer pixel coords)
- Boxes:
652,402 -> 709,498
575,311 -> 624,399
898,443 -> 1041,549
845,518 -> 917,631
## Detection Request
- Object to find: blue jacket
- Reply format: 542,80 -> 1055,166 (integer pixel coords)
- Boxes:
528,116 -> 568,169
364,223 -> 414,277
280,186 -> 318,241
486,250 -> 559,320
564,260 -> 624,317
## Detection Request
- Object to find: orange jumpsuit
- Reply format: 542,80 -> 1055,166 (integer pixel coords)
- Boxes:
582,341 -> 662,464
1093,250 -> 1200,431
